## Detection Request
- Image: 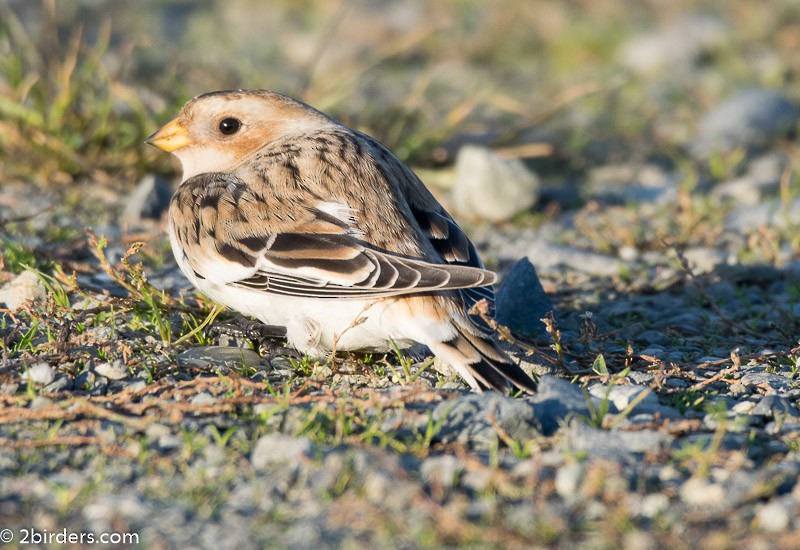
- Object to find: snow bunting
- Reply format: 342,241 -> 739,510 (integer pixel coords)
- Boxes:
147,89 -> 537,393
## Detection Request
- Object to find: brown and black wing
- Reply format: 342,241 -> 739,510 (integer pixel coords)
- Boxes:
170,172 -> 496,299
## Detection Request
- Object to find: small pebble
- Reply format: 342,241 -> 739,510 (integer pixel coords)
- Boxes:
679,477 -> 726,507
420,455 -> 461,488
29,395 -> 53,410
251,434 -> 311,469
451,145 -> 539,222
95,360 -> 129,381
756,500 -> 790,532
22,362 -> 55,386
555,463 -> 583,500
494,257 -> 553,337
190,391 -> 217,406
0,270 -> 48,310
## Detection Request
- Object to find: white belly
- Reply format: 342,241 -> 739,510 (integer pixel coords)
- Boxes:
169,227 -> 457,356
205,282 -> 411,353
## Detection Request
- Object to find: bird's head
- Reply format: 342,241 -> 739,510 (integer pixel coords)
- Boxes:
147,89 -> 333,181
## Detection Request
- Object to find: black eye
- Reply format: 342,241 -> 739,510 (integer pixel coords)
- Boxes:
218,117 -> 241,135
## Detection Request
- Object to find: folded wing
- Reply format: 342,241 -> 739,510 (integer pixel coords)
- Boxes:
170,172 -> 496,300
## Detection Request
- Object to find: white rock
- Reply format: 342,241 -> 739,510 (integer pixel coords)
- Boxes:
619,15 -> 728,75
679,477 -> 725,507
251,434 -> 311,469
451,145 -> 539,222
589,384 -> 658,411
190,391 -> 217,406
420,455 -> 461,488
22,362 -> 55,386
618,246 -> 640,262
639,493 -> 669,518
681,247 -> 730,274
94,360 -> 128,380
731,401 -> 756,414
756,500 -> 790,532
554,462 -> 583,500
0,270 -> 48,310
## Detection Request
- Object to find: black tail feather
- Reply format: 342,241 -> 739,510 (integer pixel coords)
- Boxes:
433,324 -> 537,394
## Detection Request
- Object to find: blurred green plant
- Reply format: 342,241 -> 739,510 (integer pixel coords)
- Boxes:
0,0 -> 155,185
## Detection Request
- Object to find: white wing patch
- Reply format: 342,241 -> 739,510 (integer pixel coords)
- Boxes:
315,201 -> 365,238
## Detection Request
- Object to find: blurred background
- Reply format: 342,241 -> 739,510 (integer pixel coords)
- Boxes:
1,0 -> 799,270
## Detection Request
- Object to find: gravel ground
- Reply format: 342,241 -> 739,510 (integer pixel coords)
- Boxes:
2,154 -> 800,548
3,1 -> 800,548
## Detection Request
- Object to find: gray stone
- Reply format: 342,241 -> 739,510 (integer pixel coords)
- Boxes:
529,375 -> 592,435
29,395 -> 53,409
451,145 -> 539,222
127,379 -> 148,393
22,362 -> 55,386
785,259 -> 800,281
618,15 -> 728,75
751,395 -> 800,418
521,241 -> 622,276
732,400 -> 757,414
665,378 -> 688,389
692,89 -> 799,158
680,247 -> 729,274
628,372 -> 655,385
713,175 -> 773,205
0,382 -> 19,395
725,198 -> 800,233
584,163 -> 679,206
433,393 -> 541,450
0,270 -> 48,310
711,151 -> 789,205
748,151 -> 790,186
461,468 -> 493,493
148,265 -> 192,293
122,174 -> 173,227
564,422 -> 672,464
44,375 -> 73,393
679,477 -> 726,507
588,383 -> 658,411
740,372 -> 793,392
95,360 -> 128,380
145,423 -> 172,442
251,434 -> 312,469
190,391 -> 218,406
420,454 -> 461,488
632,404 -> 684,420
486,225 -> 627,276
494,257 -> 553,337
83,493 -> 148,530
156,434 -> 183,451
75,370 -> 96,391
177,346 -> 263,371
